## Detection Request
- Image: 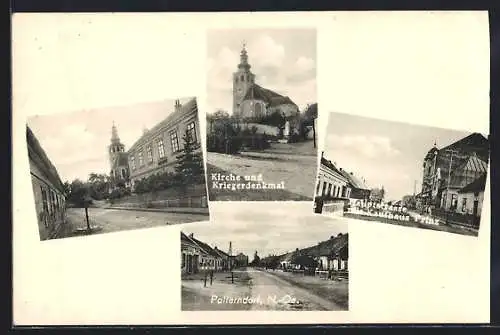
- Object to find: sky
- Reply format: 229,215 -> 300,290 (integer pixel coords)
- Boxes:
206,28 -> 316,115
323,112 -> 483,202
181,202 -> 347,259
27,97 -> 194,183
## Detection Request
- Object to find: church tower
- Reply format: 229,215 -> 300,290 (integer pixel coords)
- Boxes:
232,43 -> 255,117
108,122 -> 127,182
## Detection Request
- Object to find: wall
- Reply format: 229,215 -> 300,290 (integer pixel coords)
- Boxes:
128,106 -> 201,187
240,99 -> 267,119
316,163 -> 350,198
322,200 -> 345,216
29,156 -> 66,241
456,191 -> 484,216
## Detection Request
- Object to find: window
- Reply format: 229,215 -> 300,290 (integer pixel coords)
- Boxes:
316,180 -> 321,194
121,168 -> 126,179
138,150 -> 144,166
130,156 -> 136,170
146,145 -> 153,163
451,194 -> 458,210
182,253 -> 186,268
322,182 -> 327,196
41,186 -> 48,213
157,138 -> 165,159
170,131 -> 180,153
461,198 -> 467,213
327,183 -> 332,196
240,75 -> 244,81
186,122 -> 197,143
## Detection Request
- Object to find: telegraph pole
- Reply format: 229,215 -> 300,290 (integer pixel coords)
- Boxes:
444,149 -> 459,224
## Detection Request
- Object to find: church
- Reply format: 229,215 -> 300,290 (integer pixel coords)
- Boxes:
232,44 -> 301,131
108,122 -> 131,189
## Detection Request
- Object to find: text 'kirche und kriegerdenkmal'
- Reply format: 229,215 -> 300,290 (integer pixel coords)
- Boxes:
210,173 -> 285,191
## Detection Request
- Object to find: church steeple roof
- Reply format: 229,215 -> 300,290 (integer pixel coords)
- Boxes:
238,42 -> 251,71
111,121 -> 121,144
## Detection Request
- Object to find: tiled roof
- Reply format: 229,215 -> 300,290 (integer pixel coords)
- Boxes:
321,157 -> 345,178
128,98 -> 198,152
445,154 -> 488,189
181,232 -> 220,258
440,132 -> 489,162
26,126 -> 66,193
243,84 -> 297,107
458,173 -> 487,194
278,233 -> 348,261
339,169 -> 369,190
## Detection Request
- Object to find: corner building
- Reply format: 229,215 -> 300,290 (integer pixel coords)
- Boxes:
127,98 -> 200,190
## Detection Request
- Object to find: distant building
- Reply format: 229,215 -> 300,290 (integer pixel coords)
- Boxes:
127,98 -> 200,190
369,187 -> 385,203
108,122 -> 130,189
315,152 -> 351,199
419,133 -> 489,211
234,252 -> 249,267
232,44 -> 301,133
27,126 -> 67,241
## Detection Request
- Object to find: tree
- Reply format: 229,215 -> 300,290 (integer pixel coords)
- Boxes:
261,110 -> 286,135
87,173 -> 110,200
67,179 -> 89,207
250,251 -> 261,267
175,129 -> 205,188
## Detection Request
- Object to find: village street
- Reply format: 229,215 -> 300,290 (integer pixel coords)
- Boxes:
63,207 -> 207,237
181,268 -> 347,311
207,142 -> 318,201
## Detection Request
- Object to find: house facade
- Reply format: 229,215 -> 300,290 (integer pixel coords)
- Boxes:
315,153 -> 351,199
127,98 -> 201,191
27,126 -> 67,241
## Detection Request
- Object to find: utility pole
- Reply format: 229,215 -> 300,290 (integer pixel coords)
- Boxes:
444,149 -> 459,224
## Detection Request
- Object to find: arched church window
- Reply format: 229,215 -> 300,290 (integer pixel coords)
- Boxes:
240,75 -> 244,82
122,169 -> 126,179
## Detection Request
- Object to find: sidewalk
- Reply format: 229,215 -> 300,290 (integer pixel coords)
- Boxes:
103,206 -> 210,215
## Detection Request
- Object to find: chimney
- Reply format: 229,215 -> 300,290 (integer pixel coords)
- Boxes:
350,172 -> 353,175
321,151 -> 324,158
189,233 -> 193,238
175,99 -> 182,113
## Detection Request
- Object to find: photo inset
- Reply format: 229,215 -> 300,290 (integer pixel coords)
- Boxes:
206,29 -> 318,201
314,112 -> 489,237
181,202 -> 348,311
27,97 -> 209,241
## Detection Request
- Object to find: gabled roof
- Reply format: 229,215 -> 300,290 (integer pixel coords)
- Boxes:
320,157 -> 345,178
278,233 -> 349,262
242,84 -> 297,107
128,98 -> 198,152
458,173 -> 487,194
26,126 -> 66,193
439,132 -> 489,162
458,154 -> 488,174
301,233 -> 349,257
181,232 -> 220,258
